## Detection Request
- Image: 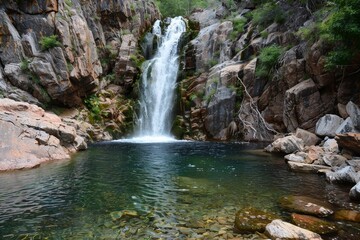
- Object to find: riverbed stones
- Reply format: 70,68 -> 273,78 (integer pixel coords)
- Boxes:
291,213 -> 338,235
265,219 -> 322,240
279,195 -> 334,217
322,154 -> 347,167
315,114 -> 344,137
234,207 -> 279,233
323,138 -> 339,153
265,135 -> 304,154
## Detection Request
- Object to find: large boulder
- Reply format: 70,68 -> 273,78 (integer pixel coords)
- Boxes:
335,117 -> 358,135
283,79 -> 326,132
287,161 -> 331,173
265,135 -> 304,154
346,101 -> 360,130
334,210 -> 360,222
0,98 -> 86,171
335,133 -> 360,156
265,219 -> 322,240
315,114 -> 344,137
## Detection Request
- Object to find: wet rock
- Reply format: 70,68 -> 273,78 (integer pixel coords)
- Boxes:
295,128 -> 321,146
349,182 -> 360,201
234,207 -> 279,234
279,195 -> 334,217
265,219 -> 322,240
315,114 -> 344,137
287,161 -> 331,173
0,98 -> 86,171
291,213 -> 338,235
346,101 -> 360,130
326,166 -> 360,184
334,210 -> 360,222
335,133 -> 360,156
265,135 -> 304,154
323,138 -> 339,153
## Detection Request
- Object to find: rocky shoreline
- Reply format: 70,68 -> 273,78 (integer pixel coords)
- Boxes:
0,98 -> 87,171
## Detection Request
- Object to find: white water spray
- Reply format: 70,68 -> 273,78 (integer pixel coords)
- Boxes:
136,17 -> 186,140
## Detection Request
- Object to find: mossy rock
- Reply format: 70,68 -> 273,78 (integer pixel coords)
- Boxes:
234,207 -> 280,233
291,213 -> 338,235
334,209 -> 360,222
279,195 -> 334,217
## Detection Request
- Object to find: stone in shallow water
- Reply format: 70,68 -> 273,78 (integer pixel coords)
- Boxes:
334,209 -> 360,222
291,213 -> 338,235
279,195 -> 334,217
110,210 -> 138,221
265,219 -> 322,240
234,207 -> 279,234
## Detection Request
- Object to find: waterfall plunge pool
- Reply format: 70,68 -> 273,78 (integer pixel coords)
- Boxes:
0,141 -> 359,239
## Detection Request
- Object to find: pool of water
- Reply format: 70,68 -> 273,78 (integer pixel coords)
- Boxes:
0,141 -> 358,239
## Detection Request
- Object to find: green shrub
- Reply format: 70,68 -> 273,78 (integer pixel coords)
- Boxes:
20,58 -> 30,72
256,45 -> 284,78
39,35 -> 61,51
230,17 -> 247,40
250,2 -> 286,30
321,0 -> 360,69
84,95 -> 101,122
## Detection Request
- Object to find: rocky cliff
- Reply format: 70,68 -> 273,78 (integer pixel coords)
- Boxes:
178,0 -> 360,142
0,0 -> 160,170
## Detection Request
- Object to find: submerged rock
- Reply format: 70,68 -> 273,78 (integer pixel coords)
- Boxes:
265,219 -> 322,240
279,195 -> 334,217
334,209 -> 360,222
291,213 -> 338,235
110,210 -> 139,221
234,207 -> 279,234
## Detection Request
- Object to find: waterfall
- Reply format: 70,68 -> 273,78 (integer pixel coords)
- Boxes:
136,17 -> 186,140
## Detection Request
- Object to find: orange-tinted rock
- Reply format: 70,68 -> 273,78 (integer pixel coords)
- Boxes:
291,213 -> 338,235
335,133 -> 360,156
334,210 -> 360,222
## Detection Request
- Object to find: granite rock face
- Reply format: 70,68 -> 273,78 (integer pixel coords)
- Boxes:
0,98 -> 86,171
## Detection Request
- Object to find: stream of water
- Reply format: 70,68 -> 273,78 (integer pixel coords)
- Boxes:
136,17 -> 186,139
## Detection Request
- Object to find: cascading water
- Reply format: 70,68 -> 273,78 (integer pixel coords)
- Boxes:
136,17 -> 186,140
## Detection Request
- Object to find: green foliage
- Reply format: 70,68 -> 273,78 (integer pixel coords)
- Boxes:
155,0 -> 220,17
230,17 -> 248,40
256,45 -> 284,78
207,59 -> 218,68
20,58 -> 30,72
39,35 -> 61,51
130,54 -> 145,68
321,0 -> 360,69
203,88 -> 216,103
84,95 -> 102,122
249,2 -> 286,30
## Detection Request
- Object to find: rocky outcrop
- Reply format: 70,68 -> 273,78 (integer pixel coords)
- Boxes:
265,135 -> 304,154
336,133 -> 360,156
0,98 -> 86,171
315,114 -> 344,137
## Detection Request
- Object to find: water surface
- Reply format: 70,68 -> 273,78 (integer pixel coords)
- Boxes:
0,142 -> 358,239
